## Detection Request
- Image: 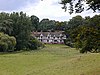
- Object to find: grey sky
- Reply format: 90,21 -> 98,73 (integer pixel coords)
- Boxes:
0,0 -> 99,21
0,0 -> 37,11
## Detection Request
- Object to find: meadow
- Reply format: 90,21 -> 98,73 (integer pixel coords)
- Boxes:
0,44 -> 100,75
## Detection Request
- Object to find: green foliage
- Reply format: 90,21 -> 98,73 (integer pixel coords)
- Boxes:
10,12 -> 32,50
64,15 -> 100,53
31,15 -> 39,31
38,19 -> 67,31
28,36 -> 45,50
55,21 -> 67,31
0,32 -> 16,52
0,12 -> 44,51
0,12 -> 13,35
60,0 -> 100,14
67,15 -> 84,29
64,38 -> 73,47
39,19 -> 56,31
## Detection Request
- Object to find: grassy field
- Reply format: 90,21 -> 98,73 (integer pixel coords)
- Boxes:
0,44 -> 100,75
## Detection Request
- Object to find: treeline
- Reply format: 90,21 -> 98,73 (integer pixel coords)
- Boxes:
0,11 -> 99,53
31,16 -> 67,32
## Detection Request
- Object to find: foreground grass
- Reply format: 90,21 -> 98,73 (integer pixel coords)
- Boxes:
0,44 -> 100,75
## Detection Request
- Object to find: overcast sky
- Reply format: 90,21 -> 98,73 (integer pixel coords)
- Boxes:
0,0 -> 99,21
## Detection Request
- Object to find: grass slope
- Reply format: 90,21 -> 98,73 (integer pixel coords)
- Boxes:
0,44 -> 100,75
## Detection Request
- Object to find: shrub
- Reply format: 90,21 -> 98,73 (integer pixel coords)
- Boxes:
64,38 -> 73,47
28,36 -> 44,50
0,32 -> 16,52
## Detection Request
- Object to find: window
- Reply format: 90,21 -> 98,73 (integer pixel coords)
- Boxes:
48,37 -> 50,39
47,40 -> 49,42
41,39 -> 42,42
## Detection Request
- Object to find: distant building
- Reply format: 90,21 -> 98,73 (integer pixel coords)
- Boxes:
32,31 -> 66,44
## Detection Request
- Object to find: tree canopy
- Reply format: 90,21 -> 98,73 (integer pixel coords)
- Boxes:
64,14 -> 100,53
0,12 -> 44,52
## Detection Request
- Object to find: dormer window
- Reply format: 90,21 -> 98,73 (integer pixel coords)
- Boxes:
41,36 -> 43,38
40,34 -> 43,38
48,37 -> 50,39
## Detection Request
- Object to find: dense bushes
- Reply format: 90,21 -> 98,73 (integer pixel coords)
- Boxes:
0,32 -> 16,52
28,36 -> 44,50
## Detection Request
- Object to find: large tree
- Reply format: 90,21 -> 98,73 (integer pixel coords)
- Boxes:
31,15 -> 39,31
39,19 -> 50,31
65,15 -> 100,53
10,12 -> 32,50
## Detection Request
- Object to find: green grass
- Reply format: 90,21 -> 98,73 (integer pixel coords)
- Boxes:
0,44 -> 100,75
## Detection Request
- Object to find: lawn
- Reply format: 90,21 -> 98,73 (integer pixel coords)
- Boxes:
0,44 -> 100,75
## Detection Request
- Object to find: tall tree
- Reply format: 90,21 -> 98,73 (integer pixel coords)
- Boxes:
31,15 -> 39,31
10,12 -> 31,50
39,19 -> 57,32
39,19 -> 50,31
65,15 -> 100,53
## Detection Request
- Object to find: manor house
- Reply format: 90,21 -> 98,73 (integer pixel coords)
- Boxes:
32,31 -> 66,44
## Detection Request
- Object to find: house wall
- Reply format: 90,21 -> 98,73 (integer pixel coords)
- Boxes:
34,32 -> 66,44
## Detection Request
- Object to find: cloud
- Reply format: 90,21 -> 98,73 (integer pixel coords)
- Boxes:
19,0 -> 99,21
0,0 -> 99,21
19,0 -> 72,21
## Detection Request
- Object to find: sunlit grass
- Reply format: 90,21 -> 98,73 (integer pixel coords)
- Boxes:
0,44 -> 100,75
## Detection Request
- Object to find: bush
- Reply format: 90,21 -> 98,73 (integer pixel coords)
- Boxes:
64,38 -> 73,47
0,32 -> 16,52
28,36 -> 44,50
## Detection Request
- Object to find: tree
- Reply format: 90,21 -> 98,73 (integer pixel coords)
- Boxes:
60,0 -> 100,14
0,19 -> 13,35
66,15 -> 84,41
10,12 -> 32,50
39,19 -> 50,31
0,12 -> 13,35
47,20 -> 56,31
55,21 -> 67,31
63,14 -> 100,53
75,26 -> 100,53
0,12 -> 44,51
68,15 -> 100,53
39,19 -> 57,32
31,15 -> 39,31
0,32 -> 16,52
